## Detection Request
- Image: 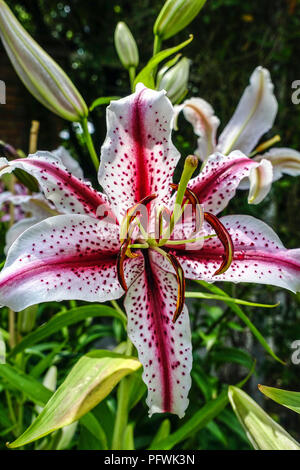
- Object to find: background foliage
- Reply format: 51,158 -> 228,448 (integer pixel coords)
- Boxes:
0,0 -> 299,450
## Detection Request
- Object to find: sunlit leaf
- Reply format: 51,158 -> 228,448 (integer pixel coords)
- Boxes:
133,35 -> 193,89
8,350 -> 141,448
228,386 -> 300,450
258,385 -> 300,415
89,96 -> 120,111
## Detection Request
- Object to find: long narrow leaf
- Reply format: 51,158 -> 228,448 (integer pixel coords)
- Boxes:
196,281 -> 284,364
9,305 -> 127,357
133,35 -> 193,89
228,386 -> 300,450
258,385 -> 300,415
8,350 -> 141,448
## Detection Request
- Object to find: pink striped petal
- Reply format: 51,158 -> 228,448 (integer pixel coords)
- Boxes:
172,215 -> 300,292
0,152 -> 115,221
124,250 -> 192,418
174,97 -> 220,160
187,151 -> 271,214
0,215 -> 142,311
99,84 -> 180,221
217,67 -> 278,155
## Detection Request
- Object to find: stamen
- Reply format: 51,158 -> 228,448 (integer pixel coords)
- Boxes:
117,239 -> 131,291
120,193 -> 157,243
155,206 -> 171,244
153,246 -> 185,323
249,134 -> 281,157
160,156 -> 198,244
170,184 -> 204,233
204,212 -> 234,275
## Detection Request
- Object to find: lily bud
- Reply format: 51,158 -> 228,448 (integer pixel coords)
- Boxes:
114,22 -> 139,70
0,0 -> 88,122
154,0 -> 207,40
158,57 -> 190,104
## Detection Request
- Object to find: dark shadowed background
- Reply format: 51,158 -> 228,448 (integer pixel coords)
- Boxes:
0,0 -> 299,448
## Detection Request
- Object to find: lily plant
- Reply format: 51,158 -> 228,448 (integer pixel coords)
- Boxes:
1,84 -> 300,418
174,66 -> 300,186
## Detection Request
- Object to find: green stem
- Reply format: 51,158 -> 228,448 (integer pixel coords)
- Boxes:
153,34 -> 162,56
152,35 -> 162,78
112,339 -> 133,450
81,118 -> 99,171
128,66 -> 136,92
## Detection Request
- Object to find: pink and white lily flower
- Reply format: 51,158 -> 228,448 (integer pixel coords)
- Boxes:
175,66 -> 300,186
1,85 -> 300,418
0,147 -> 84,252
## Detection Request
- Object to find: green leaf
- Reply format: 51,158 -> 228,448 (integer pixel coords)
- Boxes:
196,281 -> 285,365
89,96 -> 120,111
150,419 -> 171,448
0,364 -> 51,406
13,168 -> 39,192
123,423 -> 135,450
9,305 -> 127,357
185,291 -> 279,308
228,386 -> 300,450
258,385 -> 300,415
133,35 -> 193,89
148,390 -> 229,450
210,347 -> 254,370
80,412 -> 108,449
8,350 -> 141,448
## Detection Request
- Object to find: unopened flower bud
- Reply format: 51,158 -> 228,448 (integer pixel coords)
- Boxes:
114,22 -> 139,70
154,0 -> 207,40
0,0 -> 88,121
158,57 -> 190,104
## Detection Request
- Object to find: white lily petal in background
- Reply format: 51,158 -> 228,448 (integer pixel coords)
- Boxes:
248,158 -> 273,205
217,67 -> 278,155
174,97 -> 220,160
254,147 -> 300,182
52,146 -> 84,180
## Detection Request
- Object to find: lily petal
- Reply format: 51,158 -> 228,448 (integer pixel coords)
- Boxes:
254,148 -> 300,182
217,67 -> 278,155
99,84 -> 180,221
4,217 -> 42,254
52,146 -> 84,180
187,151 -> 271,214
248,159 -> 273,204
124,250 -> 192,418
0,215 -> 141,311
0,152 -> 115,221
174,97 -> 220,160
172,215 -> 300,293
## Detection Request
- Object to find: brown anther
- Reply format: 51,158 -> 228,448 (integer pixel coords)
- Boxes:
117,239 -> 131,292
170,183 -> 204,232
204,212 -> 234,276
164,252 -> 185,323
155,206 -> 171,244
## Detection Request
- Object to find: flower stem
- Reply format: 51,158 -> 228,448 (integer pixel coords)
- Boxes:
112,338 -> 133,450
81,117 -> 99,171
129,66 -> 136,92
153,34 -> 162,56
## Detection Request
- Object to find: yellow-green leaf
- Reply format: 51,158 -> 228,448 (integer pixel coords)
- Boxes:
259,385 -> 300,415
228,386 -> 300,450
8,350 -> 141,448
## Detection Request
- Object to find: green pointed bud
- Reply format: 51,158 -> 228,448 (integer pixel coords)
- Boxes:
114,22 -> 139,70
154,0 -> 207,40
158,57 -> 190,104
0,0 -> 88,121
